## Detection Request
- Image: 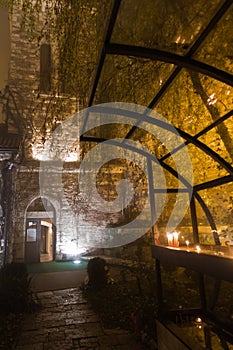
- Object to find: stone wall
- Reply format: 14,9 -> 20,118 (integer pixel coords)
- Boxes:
5,5 -> 148,263
5,5 -> 151,262
10,158 -> 150,263
7,4 -> 81,158
6,5 -> 84,262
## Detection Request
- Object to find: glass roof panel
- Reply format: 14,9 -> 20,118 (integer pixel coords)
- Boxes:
198,119 -> 233,166
194,4 -> 233,75
173,143 -> 229,186
83,123 -> 133,139
129,127 -> 171,159
153,163 -> 179,190
156,193 -> 179,229
195,199 -> 214,244
162,155 -> 193,189
198,182 -> 233,229
94,55 -> 174,105
155,70 -> 233,135
111,0 -> 224,54
223,117 -> 233,155
156,194 -> 192,235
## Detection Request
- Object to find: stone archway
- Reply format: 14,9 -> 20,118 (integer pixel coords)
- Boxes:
25,197 -> 56,263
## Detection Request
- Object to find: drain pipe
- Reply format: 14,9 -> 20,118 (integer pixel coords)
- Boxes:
2,160 -> 13,267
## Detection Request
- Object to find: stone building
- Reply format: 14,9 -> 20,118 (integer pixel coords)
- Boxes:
1,1 -> 233,348
0,4 -> 80,264
1,0 -> 233,268
0,2 -> 150,265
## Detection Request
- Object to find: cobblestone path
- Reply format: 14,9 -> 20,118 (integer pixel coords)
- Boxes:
15,288 -> 146,350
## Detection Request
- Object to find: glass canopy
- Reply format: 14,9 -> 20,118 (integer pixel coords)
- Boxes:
1,0 -> 232,341
80,0 -> 233,250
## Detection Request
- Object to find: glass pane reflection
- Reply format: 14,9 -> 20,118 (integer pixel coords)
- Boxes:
112,0 -> 224,54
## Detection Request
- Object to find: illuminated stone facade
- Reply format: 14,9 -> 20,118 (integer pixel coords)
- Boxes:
2,6 -> 149,264
4,2 -> 233,265
1,7 -> 76,262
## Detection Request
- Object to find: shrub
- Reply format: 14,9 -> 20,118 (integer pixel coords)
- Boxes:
0,263 -> 33,314
87,257 -> 109,289
0,313 -> 22,350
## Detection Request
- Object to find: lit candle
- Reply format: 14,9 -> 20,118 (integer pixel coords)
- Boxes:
173,231 -> 179,247
196,245 -> 201,253
185,240 -> 189,248
195,317 -> 202,328
167,233 -> 173,247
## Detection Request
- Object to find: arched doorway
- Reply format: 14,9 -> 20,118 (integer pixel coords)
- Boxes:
25,197 -> 56,263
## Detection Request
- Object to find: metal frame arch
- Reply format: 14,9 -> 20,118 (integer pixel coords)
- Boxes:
82,104 -> 233,175
83,0 -> 233,247
98,137 -> 219,244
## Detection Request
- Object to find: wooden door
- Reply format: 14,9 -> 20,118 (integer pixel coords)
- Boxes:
40,225 -> 48,254
25,219 -> 41,263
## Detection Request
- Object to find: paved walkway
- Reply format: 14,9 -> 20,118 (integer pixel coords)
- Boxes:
15,283 -> 147,349
29,269 -> 87,292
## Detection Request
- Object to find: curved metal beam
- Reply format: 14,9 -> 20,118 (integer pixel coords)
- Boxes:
148,0 -> 233,109
173,128 -> 233,175
194,192 -> 219,241
194,175 -> 233,192
81,134 -> 221,244
105,43 -> 233,87
122,0 -> 233,140
82,134 -> 194,190
161,110 -> 233,162
152,175 -> 233,192
82,0 -> 122,135
83,105 -> 233,175
88,0 -> 122,108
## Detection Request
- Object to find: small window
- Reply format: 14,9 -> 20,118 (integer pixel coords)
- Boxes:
40,43 -> 52,93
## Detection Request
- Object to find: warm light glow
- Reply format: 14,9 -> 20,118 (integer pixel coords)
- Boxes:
167,232 -> 173,246
207,93 -> 217,105
173,231 -> 179,247
73,260 -> 81,264
32,144 -> 48,160
166,231 -> 180,247
196,245 -> 201,253
32,140 -> 80,162
62,242 -> 77,255
194,317 -> 202,328
32,147 -> 79,161
64,152 -> 78,162
185,240 -> 190,248
62,242 -> 86,256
